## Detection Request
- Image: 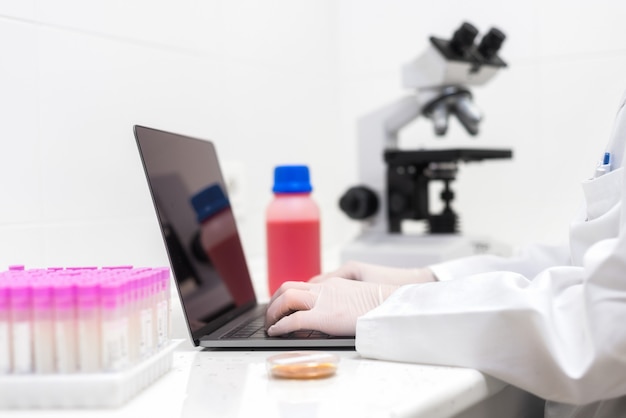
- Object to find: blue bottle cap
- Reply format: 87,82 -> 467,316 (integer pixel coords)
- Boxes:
272,165 -> 312,193
190,183 -> 230,223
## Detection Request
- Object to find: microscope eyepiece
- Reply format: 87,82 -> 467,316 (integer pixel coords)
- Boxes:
477,27 -> 506,60
449,22 -> 478,55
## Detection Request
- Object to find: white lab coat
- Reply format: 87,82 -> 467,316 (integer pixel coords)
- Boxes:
356,91 -> 626,416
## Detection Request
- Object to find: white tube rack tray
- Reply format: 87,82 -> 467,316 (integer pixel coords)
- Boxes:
0,340 -> 180,409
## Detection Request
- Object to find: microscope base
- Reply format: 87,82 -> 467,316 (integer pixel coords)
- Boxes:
340,232 -> 510,268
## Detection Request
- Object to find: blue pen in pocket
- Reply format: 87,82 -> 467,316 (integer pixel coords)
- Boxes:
595,152 -> 611,177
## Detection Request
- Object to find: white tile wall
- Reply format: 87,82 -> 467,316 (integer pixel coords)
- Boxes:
0,18 -> 41,224
0,1 -> 339,270
1,0 -> 626,271
536,0 -> 626,58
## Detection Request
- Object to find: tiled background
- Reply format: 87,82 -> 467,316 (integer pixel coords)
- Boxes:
2,0 -> 626,274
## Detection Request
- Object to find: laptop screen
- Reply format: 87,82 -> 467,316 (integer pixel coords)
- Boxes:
134,126 -> 256,340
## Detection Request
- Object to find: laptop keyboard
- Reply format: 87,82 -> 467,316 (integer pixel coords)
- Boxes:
223,315 -> 331,340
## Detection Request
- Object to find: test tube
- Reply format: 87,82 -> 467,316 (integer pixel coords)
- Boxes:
31,278 -> 55,373
165,268 -> 172,344
0,276 -> 11,374
150,270 -> 159,352
139,271 -> 154,359
157,268 -> 171,347
9,274 -> 32,374
76,276 -> 101,373
119,276 -> 130,369
126,274 -> 139,365
149,270 -> 159,351
154,270 -> 165,349
53,277 -> 78,373
101,278 -> 129,371
128,271 -> 139,361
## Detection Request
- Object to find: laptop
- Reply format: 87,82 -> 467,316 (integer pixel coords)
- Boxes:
133,125 -> 355,349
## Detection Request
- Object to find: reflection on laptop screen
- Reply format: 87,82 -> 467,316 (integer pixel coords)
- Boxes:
134,126 -> 256,338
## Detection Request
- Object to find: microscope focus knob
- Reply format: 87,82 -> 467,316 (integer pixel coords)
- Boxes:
339,186 -> 379,220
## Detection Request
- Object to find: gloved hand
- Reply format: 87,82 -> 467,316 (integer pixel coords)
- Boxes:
310,260 -> 436,286
265,277 -> 400,337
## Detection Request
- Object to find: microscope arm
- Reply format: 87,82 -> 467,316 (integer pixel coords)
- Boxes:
355,95 -> 424,234
382,96 -> 423,147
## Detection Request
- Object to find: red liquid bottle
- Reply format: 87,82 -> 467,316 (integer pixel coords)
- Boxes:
266,165 -> 321,295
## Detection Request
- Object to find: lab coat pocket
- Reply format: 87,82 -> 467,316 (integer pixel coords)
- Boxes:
570,168 -> 623,265
581,167 -> 623,222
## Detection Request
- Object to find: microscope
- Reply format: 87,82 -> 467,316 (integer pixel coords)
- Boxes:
339,22 -> 512,268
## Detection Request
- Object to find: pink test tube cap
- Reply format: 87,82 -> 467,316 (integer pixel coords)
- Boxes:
52,278 -> 76,309
100,279 -> 122,309
9,280 -> 31,310
76,278 -> 100,309
0,286 -> 8,309
31,280 -> 53,310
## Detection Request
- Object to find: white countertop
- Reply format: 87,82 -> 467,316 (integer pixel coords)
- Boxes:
1,344 -> 510,418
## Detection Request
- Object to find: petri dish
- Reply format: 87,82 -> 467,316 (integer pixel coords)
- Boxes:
267,351 -> 340,379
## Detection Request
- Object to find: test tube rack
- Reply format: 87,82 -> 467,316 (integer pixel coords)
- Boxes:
0,265 -> 178,409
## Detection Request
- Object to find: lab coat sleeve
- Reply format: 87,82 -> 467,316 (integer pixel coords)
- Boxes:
429,242 -> 571,282
356,175 -> 626,405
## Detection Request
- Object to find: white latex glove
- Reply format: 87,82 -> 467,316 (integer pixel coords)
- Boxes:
310,260 -> 436,286
265,277 -> 400,337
